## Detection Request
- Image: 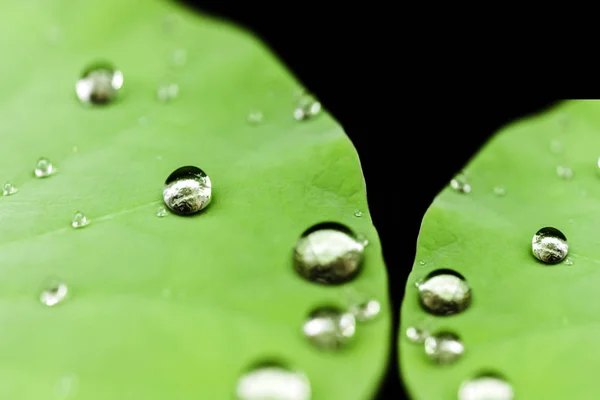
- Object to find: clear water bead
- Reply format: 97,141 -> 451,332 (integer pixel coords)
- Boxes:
458,374 -> 515,400
156,205 -> 168,217
532,227 -> 568,264
450,173 -> 471,193
349,299 -> 381,322
424,331 -> 464,364
157,83 -> 179,102
406,326 -> 430,344
236,362 -> 311,400
247,110 -> 264,124
71,211 -> 89,228
163,166 -> 212,215
303,306 -> 356,350
565,257 -> 573,265
293,93 -> 322,121
419,260 -> 426,266
34,158 -> 54,178
293,222 -> 365,285
40,280 -> 68,307
2,182 -> 17,196
556,165 -> 573,180
75,62 -> 123,105
354,210 -> 363,217
417,269 -> 471,316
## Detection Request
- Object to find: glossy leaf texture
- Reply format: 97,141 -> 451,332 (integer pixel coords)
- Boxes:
0,0 -> 390,398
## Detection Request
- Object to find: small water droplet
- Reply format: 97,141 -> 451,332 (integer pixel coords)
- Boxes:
556,165 -> 573,180
2,182 -> 17,196
565,257 -> 573,265
417,269 -> 471,316
419,260 -> 426,266
163,166 -> 212,215
354,210 -> 363,217
450,173 -> 471,194
406,326 -> 430,344
34,157 -> 54,178
424,331 -> 464,364
157,83 -> 179,102
303,306 -> 356,350
458,373 -> 514,400
40,280 -> 68,307
75,62 -> 123,105
349,299 -> 380,322
71,211 -> 89,229
247,110 -> 264,124
493,186 -> 505,196
156,205 -> 168,217
236,362 -> 311,400
532,227 -> 568,264
293,222 -> 365,285
550,139 -> 563,154
171,48 -> 187,68
293,94 -> 321,121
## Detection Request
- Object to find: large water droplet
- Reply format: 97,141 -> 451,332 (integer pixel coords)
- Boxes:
247,110 -> 264,125
424,331 -> 464,364
293,222 -> 365,285
75,62 -> 123,105
458,373 -> 514,400
163,166 -> 212,215
417,269 -> 471,316
406,325 -> 430,344
71,211 -> 89,229
156,205 -> 168,217
2,182 -> 17,196
236,362 -> 311,400
40,280 -> 68,307
556,165 -> 573,180
532,227 -> 568,264
34,157 -> 54,178
303,306 -> 356,350
349,299 -> 381,322
157,83 -> 179,102
293,93 -> 321,121
450,173 -> 471,194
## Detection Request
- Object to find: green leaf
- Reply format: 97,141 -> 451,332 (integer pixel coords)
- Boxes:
398,100 -> 600,398
0,0 -> 390,398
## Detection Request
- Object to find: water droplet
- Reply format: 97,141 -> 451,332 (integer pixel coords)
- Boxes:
71,211 -> 89,229
417,269 -> 471,316
236,362 -> 311,400
303,306 -> 356,350
2,182 -> 17,196
450,173 -> 471,194
550,139 -> 563,154
40,280 -> 68,307
349,299 -> 380,322
419,260 -> 426,266
493,186 -> 505,196
157,83 -> 179,102
458,373 -> 514,400
532,227 -> 568,264
156,205 -> 168,217
293,222 -> 365,285
354,210 -> 363,217
171,48 -> 187,68
72,146 -> 78,153
406,326 -> 430,344
34,157 -> 54,178
556,165 -> 573,180
247,110 -> 264,124
424,331 -> 464,364
75,62 -> 123,105
163,166 -> 212,215
293,94 -> 322,121
565,257 -> 573,265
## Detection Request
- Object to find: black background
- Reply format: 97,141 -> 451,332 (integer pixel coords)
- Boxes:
178,2 -> 560,398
